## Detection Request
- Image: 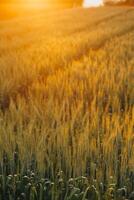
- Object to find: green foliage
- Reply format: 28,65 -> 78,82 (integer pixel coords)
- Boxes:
0,151 -> 133,199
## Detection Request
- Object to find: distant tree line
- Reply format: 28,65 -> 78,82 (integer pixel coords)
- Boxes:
124,0 -> 134,5
104,0 -> 134,6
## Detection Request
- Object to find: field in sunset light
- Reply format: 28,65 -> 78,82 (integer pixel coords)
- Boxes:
0,4 -> 133,200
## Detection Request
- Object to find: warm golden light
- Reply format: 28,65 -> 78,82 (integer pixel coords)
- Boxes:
22,0 -> 44,4
83,0 -> 103,7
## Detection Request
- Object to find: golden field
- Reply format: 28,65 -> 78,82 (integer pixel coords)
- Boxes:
0,5 -> 133,189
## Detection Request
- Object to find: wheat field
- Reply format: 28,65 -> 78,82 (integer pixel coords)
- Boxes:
0,5 -> 134,199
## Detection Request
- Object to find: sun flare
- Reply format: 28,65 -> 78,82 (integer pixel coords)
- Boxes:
83,0 -> 103,7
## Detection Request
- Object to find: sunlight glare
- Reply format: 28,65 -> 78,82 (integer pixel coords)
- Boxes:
83,0 -> 103,7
